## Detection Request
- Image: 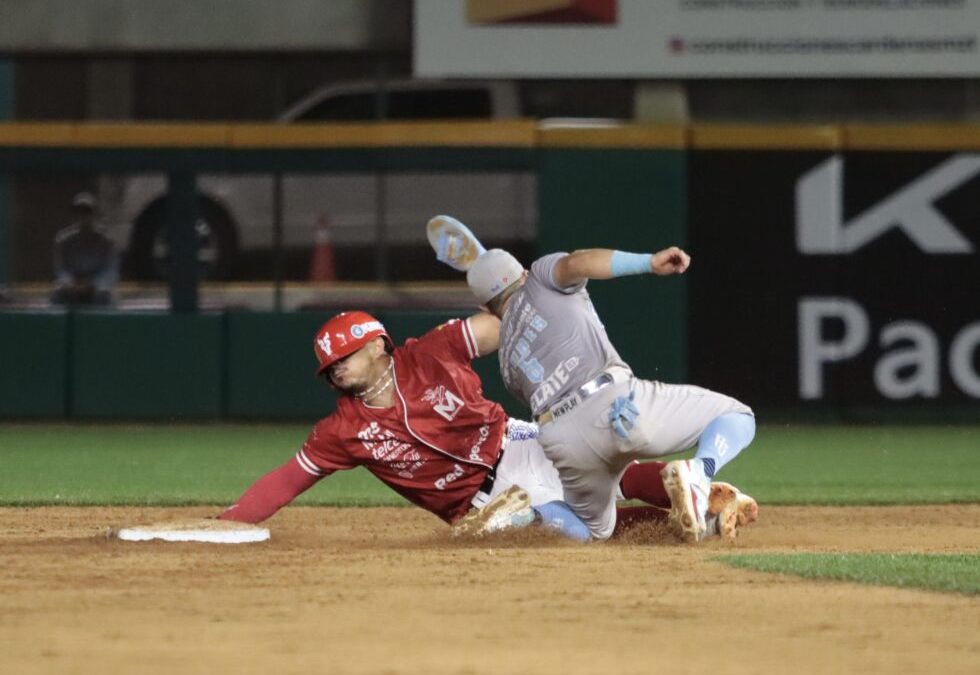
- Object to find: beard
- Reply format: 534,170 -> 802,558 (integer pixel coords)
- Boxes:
338,381 -> 368,397
328,371 -> 364,396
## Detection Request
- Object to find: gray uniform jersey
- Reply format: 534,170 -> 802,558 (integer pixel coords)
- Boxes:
494,252 -> 750,540
498,253 -> 630,416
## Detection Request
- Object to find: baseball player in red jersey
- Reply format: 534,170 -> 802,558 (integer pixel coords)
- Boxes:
220,310 -> 754,540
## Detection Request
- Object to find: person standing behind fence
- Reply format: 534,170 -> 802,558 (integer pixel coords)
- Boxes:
51,192 -> 118,306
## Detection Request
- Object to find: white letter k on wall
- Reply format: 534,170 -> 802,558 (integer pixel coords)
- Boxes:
796,154 -> 978,254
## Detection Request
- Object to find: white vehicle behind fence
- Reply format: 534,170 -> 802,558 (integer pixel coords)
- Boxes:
98,80 -> 536,280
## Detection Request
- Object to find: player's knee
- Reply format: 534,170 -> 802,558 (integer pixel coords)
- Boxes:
534,501 -> 592,542
715,411 -> 755,446
745,413 -> 756,441
734,412 -> 756,445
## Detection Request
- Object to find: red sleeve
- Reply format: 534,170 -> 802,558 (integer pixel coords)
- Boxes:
219,456 -> 321,524
407,317 -> 479,363
299,417 -> 358,474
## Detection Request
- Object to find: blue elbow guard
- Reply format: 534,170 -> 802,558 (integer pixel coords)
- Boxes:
534,501 -> 592,542
610,251 -> 652,277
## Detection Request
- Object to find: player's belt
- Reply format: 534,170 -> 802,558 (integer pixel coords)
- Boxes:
535,371 -> 616,426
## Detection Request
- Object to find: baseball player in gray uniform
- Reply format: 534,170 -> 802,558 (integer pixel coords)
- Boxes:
428,215 -> 757,542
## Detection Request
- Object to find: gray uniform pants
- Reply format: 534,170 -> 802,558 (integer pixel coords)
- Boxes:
537,369 -> 752,540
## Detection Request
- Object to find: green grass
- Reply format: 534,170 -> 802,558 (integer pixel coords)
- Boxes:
0,423 -> 978,506
717,553 -> 980,596
0,423 -> 405,507
711,425 -> 979,505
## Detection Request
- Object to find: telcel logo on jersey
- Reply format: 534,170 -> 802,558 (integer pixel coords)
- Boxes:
357,421 -> 407,461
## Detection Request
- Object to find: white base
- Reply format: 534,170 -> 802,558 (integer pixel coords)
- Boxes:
115,526 -> 270,544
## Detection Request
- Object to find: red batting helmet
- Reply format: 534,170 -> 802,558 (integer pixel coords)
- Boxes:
313,311 -> 391,375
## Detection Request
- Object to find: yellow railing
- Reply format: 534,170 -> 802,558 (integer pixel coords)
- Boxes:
0,120 -> 978,150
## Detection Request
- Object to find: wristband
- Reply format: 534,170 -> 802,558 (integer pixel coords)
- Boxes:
610,251 -> 652,277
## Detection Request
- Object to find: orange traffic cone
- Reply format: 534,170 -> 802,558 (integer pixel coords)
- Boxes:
309,215 -> 336,282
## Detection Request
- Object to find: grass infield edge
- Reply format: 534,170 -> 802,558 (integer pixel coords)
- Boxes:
714,552 -> 980,596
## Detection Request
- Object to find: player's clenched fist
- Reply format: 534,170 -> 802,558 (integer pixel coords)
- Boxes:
651,246 -> 691,275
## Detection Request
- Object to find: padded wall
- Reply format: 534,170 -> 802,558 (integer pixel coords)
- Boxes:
71,312 -> 223,418
537,148 -> 688,383
0,311 -> 68,417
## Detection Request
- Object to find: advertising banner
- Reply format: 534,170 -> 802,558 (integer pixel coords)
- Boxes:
416,0 -> 980,77
687,148 -> 979,416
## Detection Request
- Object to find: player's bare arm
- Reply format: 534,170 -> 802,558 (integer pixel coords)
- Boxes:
553,246 -> 691,287
467,311 -> 501,356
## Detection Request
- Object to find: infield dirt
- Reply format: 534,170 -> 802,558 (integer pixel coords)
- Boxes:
1,505 -> 978,675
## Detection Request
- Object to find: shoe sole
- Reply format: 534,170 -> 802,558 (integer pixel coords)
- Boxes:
426,215 -> 486,272
661,460 -> 703,543
452,485 -> 532,537
709,481 -> 759,541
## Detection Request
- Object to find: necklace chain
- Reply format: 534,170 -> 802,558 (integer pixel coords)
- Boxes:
355,359 -> 394,401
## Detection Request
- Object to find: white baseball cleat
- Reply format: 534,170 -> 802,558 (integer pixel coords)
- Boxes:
661,459 -> 710,543
452,485 -> 535,537
705,481 -> 759,540
427,214 -> 487,272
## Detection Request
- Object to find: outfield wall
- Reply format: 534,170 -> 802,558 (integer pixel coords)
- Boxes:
0,122 -> 976,421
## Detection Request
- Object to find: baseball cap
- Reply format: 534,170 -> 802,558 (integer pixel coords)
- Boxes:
466,249 -> 525,305
313,310 -> 391,375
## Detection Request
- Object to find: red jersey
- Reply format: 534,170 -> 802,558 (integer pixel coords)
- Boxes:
297,318 -> 509,523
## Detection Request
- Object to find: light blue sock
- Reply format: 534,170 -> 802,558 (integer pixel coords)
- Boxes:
694,413 -> 755,478
534,501 -> 591,542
